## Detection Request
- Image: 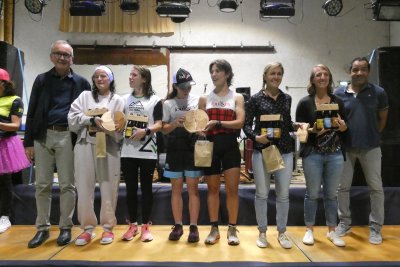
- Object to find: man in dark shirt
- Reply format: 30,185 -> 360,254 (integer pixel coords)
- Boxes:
334,57 -> 388,245
24,40 -> 91,248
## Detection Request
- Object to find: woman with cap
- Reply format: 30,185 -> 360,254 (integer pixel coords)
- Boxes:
198,59 -> 245,246
0,68 -> 31,234
120,65 -> 163,243
68,65 -> 124,246
161,68 -> 203,243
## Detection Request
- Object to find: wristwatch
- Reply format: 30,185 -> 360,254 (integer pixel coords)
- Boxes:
145,128 -> 151,136
90,117 -> 96,126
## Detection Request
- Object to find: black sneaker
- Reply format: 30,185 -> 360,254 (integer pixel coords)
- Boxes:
168,224 -> 183,241
188,225 -> 200,243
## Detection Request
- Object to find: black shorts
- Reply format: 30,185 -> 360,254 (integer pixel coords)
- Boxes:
203,133 -> 241,176
165,134 -> 201,173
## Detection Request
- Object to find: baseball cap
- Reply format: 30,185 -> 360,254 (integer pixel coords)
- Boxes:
173,68 -> 196,89
0,68 -> 10,81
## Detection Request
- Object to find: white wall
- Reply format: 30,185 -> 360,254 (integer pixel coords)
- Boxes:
14,0 -> 391,117
390,22 -> 400,45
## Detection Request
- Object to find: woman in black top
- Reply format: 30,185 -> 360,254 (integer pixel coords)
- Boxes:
243,62 -> 301,249
295,64 -> 347,247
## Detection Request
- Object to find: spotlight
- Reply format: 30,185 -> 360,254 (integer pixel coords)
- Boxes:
25,0 -> 46,14
156,0 -> 191,23
171,17 -> 186,23
219,0 -> 238,13
259,0 -> 295,18
322,0 -> 343,17
372,0 -> 400,21
69,0 -> 106,16
120,0 -> 139,13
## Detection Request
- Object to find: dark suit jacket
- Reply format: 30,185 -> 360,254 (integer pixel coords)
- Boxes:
23,68 -> 91,147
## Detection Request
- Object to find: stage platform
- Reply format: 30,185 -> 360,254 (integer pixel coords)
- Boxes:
4,184 -> 400,267
0,226 -> 400,267
11,183 -> 400,226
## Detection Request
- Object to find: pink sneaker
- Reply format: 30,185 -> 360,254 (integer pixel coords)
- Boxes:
100,231 -> 114,245
75,231 -> 96,246
122,223 -> 139,241
141,223 -> 153,242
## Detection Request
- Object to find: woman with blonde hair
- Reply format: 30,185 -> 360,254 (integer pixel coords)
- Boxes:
296,64 -> 347,247
244,62 -> 301,249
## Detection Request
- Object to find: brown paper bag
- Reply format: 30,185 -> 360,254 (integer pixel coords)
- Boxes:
194,140 -> 213,167
296,123 -> 310,143
262,145 -> 285,173
96,132 -> 107,158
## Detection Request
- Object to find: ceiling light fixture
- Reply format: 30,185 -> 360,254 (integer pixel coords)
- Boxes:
69,0 -> 106,16
372,0 -> 400,21
25,0 -> 46,14
120,0 -> 140,13
322,0 -> 343,17
259,0 -> 295,19
156,0 -> 191,23
219,0 -> 238,13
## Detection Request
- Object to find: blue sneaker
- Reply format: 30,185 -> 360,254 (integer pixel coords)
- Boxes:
369,229 -> 382,245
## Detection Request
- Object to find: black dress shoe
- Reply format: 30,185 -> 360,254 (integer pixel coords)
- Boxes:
28,230 -> 49,248
57,229 -> 71,246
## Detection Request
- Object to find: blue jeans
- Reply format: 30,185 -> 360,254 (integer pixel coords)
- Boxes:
302,151 -> 343,227
337,147 -> 384,231
252,149 -> 293,233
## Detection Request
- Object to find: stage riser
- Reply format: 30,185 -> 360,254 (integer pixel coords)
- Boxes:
12,185 -> 400,226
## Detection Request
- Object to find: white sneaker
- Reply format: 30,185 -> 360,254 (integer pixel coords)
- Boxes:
278,232 -> 292,249
227,225 -> 240,246
302,229 -> 314,245
205,226 -> 220,245
256,232 -> 268,248
0,216 -> 11,233
327,231 -> 345,247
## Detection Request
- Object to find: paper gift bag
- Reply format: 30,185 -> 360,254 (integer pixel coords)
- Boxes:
262,145 -> 285,173
96,132 -> 107,158
296,123 -> 310,143
194,140 -> 213,167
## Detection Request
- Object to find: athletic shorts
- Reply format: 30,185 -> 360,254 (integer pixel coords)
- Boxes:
203,133 -> 241,176
164,134 -> 203,178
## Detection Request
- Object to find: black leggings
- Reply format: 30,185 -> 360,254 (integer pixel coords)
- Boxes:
0,174 -> 12,217
121,158 -> 156,224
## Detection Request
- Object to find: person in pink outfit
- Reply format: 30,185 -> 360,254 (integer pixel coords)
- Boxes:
0,68 -> 30,234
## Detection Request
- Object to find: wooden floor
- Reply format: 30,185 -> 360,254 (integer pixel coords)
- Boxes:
0,225 -> 399,265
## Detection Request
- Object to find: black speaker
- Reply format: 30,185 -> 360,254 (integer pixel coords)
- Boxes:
0,41 -> 25,98
369,46 -> 400,143
363,46 -> 400,186
236,87 -> 251,103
